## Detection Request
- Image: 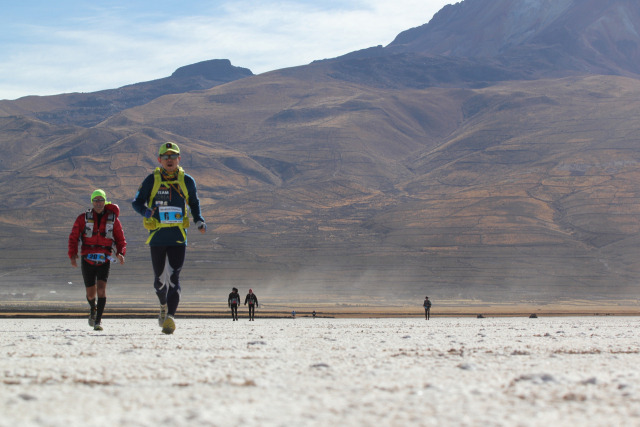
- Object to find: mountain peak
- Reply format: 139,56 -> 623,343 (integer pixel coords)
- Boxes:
391,0 -> 573,55
171,59 -> 253,80
387,0 -> 640,76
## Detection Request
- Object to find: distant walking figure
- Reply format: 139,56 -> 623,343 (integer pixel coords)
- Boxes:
424,296 -> 432,320
244,288 -> 258,321
228,287 -> 240,321
312,310 -> 316,319
291,310 -> 296,319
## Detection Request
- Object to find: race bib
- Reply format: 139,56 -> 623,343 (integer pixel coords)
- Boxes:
86,253 -> 106,263
158,206 -> 183,224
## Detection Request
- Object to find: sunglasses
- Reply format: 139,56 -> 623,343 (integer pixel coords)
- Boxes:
92,198 -> 105,203
160,154 -> 179,160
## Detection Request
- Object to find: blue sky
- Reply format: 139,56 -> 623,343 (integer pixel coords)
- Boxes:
0,0 -> 452,100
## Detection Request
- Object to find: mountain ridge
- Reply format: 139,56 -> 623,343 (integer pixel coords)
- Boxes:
0,59 -> 252,127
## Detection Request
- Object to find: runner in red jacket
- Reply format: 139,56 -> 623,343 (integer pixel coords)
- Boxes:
68,189 -> 126,331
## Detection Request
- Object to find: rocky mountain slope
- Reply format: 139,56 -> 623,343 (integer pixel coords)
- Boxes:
388,0 -> 640,77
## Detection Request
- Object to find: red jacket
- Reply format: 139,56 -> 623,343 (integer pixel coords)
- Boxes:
68,203 -> 126,259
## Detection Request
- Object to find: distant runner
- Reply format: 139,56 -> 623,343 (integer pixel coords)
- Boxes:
424,296 -> 432,320
132,142 -> 206,334
68,189 -> 126,331
244,288 -> 259,321
228,287 -> 240,321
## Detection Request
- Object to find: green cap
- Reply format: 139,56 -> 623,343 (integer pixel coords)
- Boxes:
91,189 -> 107,202
159,141 -> 180,155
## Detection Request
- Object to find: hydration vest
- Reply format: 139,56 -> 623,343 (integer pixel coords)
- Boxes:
84,210 -> 115,240
143,166 -> 190,244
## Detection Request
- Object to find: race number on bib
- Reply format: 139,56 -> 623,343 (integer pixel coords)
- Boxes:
159,206 -> 183,224
86,253 -> 106,263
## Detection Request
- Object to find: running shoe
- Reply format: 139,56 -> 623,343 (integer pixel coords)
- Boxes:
162,315 -> 175,335
88,308 -> 97,327
94,323 -> 103,331
158,304 -> 168,326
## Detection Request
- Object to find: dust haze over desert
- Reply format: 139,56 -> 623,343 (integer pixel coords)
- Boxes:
1,0 -> 640,315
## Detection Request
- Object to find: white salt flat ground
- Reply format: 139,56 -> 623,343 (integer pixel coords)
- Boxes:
1,316 -> 639,427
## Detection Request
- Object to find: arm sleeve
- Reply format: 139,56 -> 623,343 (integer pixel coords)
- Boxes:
131,174 -> 154,217
113,218 -> 127,255
68,215 -> 84,258
185,175 -> 204,224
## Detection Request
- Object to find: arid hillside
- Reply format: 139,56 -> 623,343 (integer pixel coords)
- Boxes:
1,0 -> 640,309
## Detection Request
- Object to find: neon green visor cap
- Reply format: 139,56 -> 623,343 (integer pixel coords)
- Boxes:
159,141 -> 180,155
91,189 -> 108,203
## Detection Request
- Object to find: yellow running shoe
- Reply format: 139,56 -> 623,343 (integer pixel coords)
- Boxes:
158,304 -> 168,326
94,323 -> 103,331
161,315 -> 175,334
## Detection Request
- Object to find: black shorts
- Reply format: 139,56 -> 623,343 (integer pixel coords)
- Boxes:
81,258 -> 110,287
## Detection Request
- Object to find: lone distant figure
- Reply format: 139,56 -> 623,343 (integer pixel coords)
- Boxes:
228,287 -> 240,321
244,288 -> 258,321
424,296 -> 432,320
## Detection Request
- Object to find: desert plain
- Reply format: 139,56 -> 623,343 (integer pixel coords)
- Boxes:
1,316 -> 639,427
